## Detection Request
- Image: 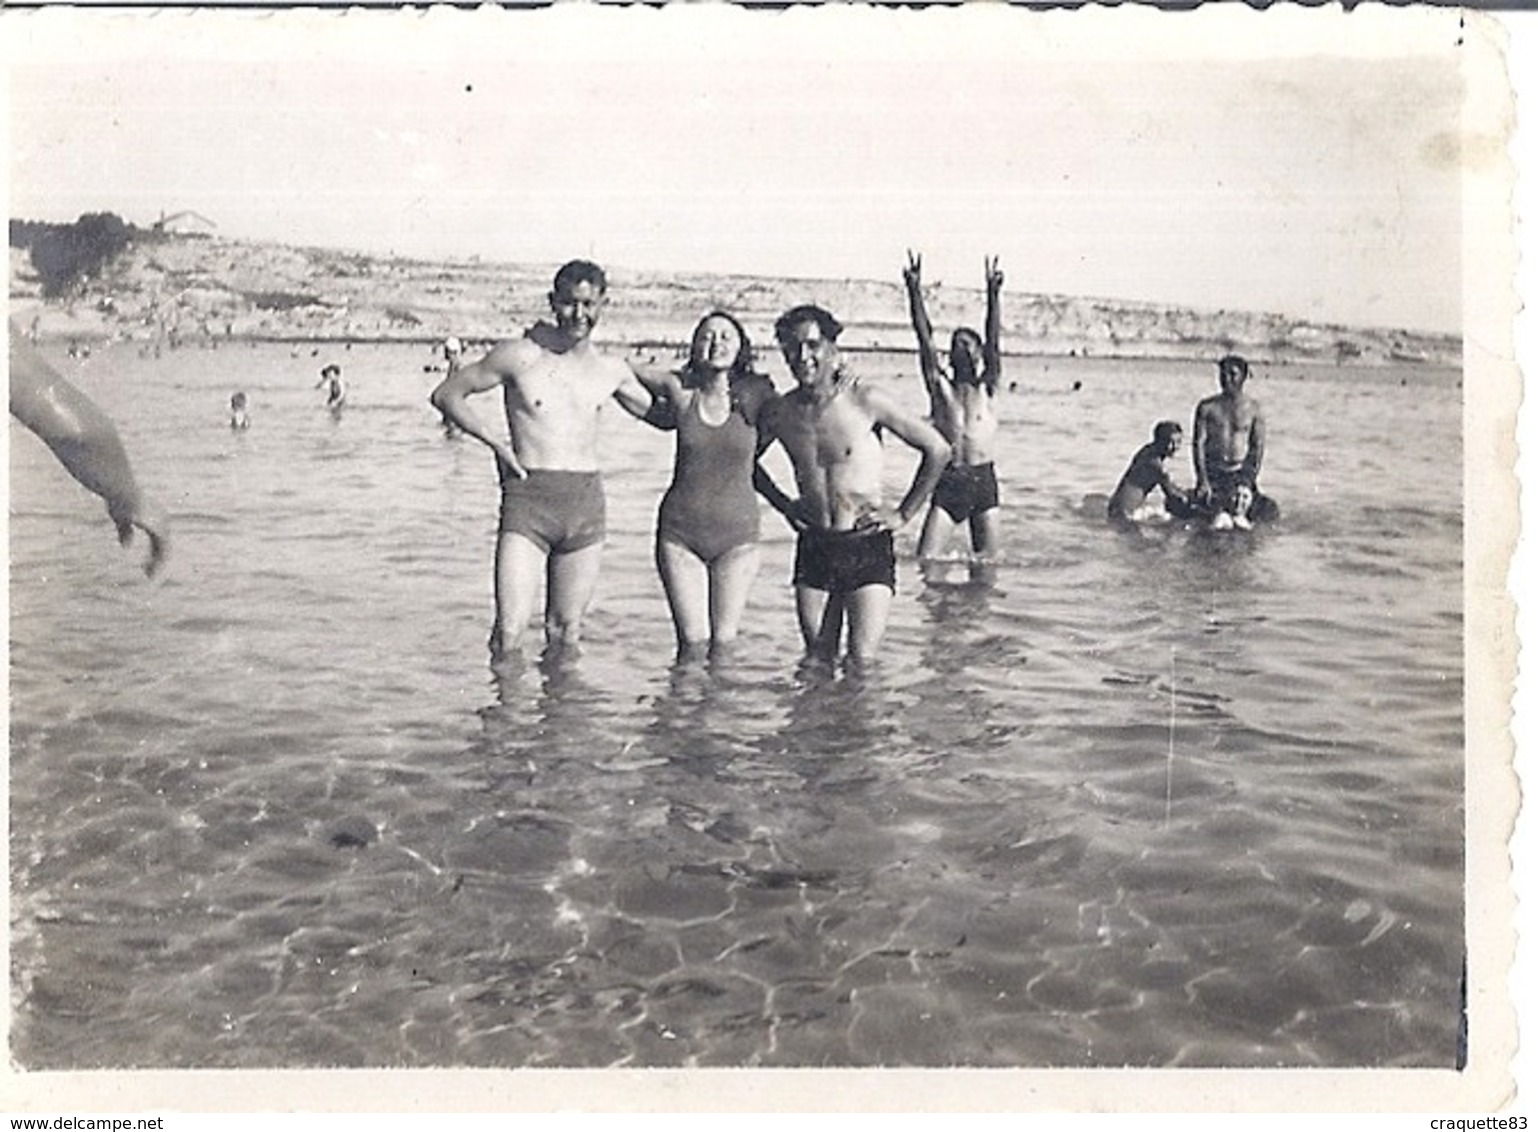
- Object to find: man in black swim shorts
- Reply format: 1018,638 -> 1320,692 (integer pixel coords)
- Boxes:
755,304 -> 950,664
903,251 -> 1006,561
931,461 -> 1000,526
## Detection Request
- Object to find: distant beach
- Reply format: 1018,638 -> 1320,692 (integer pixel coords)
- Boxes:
9,233 -> 1460,369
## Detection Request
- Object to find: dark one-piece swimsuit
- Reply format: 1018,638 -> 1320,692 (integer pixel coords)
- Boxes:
656,391 -> 761,563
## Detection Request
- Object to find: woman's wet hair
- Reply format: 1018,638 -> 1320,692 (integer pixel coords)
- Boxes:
1153,420 -> 1182,444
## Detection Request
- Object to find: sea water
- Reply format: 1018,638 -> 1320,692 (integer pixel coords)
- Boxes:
8,339 -> 1463,1068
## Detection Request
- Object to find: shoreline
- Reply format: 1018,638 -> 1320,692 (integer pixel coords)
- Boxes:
17,327 -> 1461,378
9,233 -> 1461,369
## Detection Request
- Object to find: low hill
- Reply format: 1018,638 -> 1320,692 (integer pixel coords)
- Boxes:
9,232 -> 1459,368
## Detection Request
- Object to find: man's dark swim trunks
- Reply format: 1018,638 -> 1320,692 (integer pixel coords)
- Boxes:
1205,462 -> 1252,497
792,527 -> 897,595
499,468 -> 606,554
932,461 -> 999,523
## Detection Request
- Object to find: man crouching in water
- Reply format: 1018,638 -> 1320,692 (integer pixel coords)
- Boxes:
1192,354 -> 1280,529
754,304 -> 951,666
430,259 -> 655,666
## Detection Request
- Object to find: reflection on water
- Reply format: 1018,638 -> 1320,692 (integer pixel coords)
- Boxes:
9,344 -> 1463,1068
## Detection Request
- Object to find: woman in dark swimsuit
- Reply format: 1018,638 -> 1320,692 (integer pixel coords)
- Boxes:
631,311 -> 777,660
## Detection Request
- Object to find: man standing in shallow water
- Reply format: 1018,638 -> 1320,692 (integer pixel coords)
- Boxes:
1192,353 -> 1280,526
755,304 -> 951,665
902,250 -> 1004,561
430,260 -> 654,664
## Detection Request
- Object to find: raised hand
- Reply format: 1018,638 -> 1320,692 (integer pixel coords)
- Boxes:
985,255 -> 1004,291
903,249 -> 923,291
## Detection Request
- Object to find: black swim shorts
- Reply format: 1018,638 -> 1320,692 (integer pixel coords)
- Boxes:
792,527 -> 897,595
932,461 -> 1000,524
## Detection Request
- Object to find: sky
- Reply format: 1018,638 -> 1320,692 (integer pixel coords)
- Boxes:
5,5 -> 1479,333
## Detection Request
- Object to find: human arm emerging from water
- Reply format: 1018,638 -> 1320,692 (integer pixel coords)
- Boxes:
8,325 -> 170,576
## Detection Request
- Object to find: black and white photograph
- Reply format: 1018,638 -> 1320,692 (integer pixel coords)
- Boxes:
3,2 -> 1525,1113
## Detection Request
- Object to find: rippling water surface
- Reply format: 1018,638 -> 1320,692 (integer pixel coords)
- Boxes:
9,340 -> 1463,1068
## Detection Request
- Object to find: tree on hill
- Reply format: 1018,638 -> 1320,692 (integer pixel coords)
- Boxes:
10,212 -> 137,299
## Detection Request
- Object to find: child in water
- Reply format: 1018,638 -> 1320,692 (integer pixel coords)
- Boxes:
316,364 -> 345,410
1108,420 -> 1196,523
229,391 -> 251,430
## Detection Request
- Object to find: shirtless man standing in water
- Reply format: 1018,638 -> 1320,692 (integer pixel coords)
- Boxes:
430,260 -> 654,663
754,304 -> 951,664
902,250 -> 1004,560
1192,353 -> 1280,525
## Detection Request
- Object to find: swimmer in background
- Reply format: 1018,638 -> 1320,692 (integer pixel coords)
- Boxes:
628,311 -> 778,662
316,363 -> 346,411
9,323 -> 170,576
901,250 -> 1004,562
1107,420 -> 1196,523
1192,354 -> 1280,525
754,303 -> 951,665
229,391 -> 251,430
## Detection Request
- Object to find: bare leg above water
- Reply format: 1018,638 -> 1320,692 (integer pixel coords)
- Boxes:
543,540 -> 603,656
796,586 -> 845,663
491,531 -> 545,663
656,536 -> 710,657
706,543 -> 760,647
